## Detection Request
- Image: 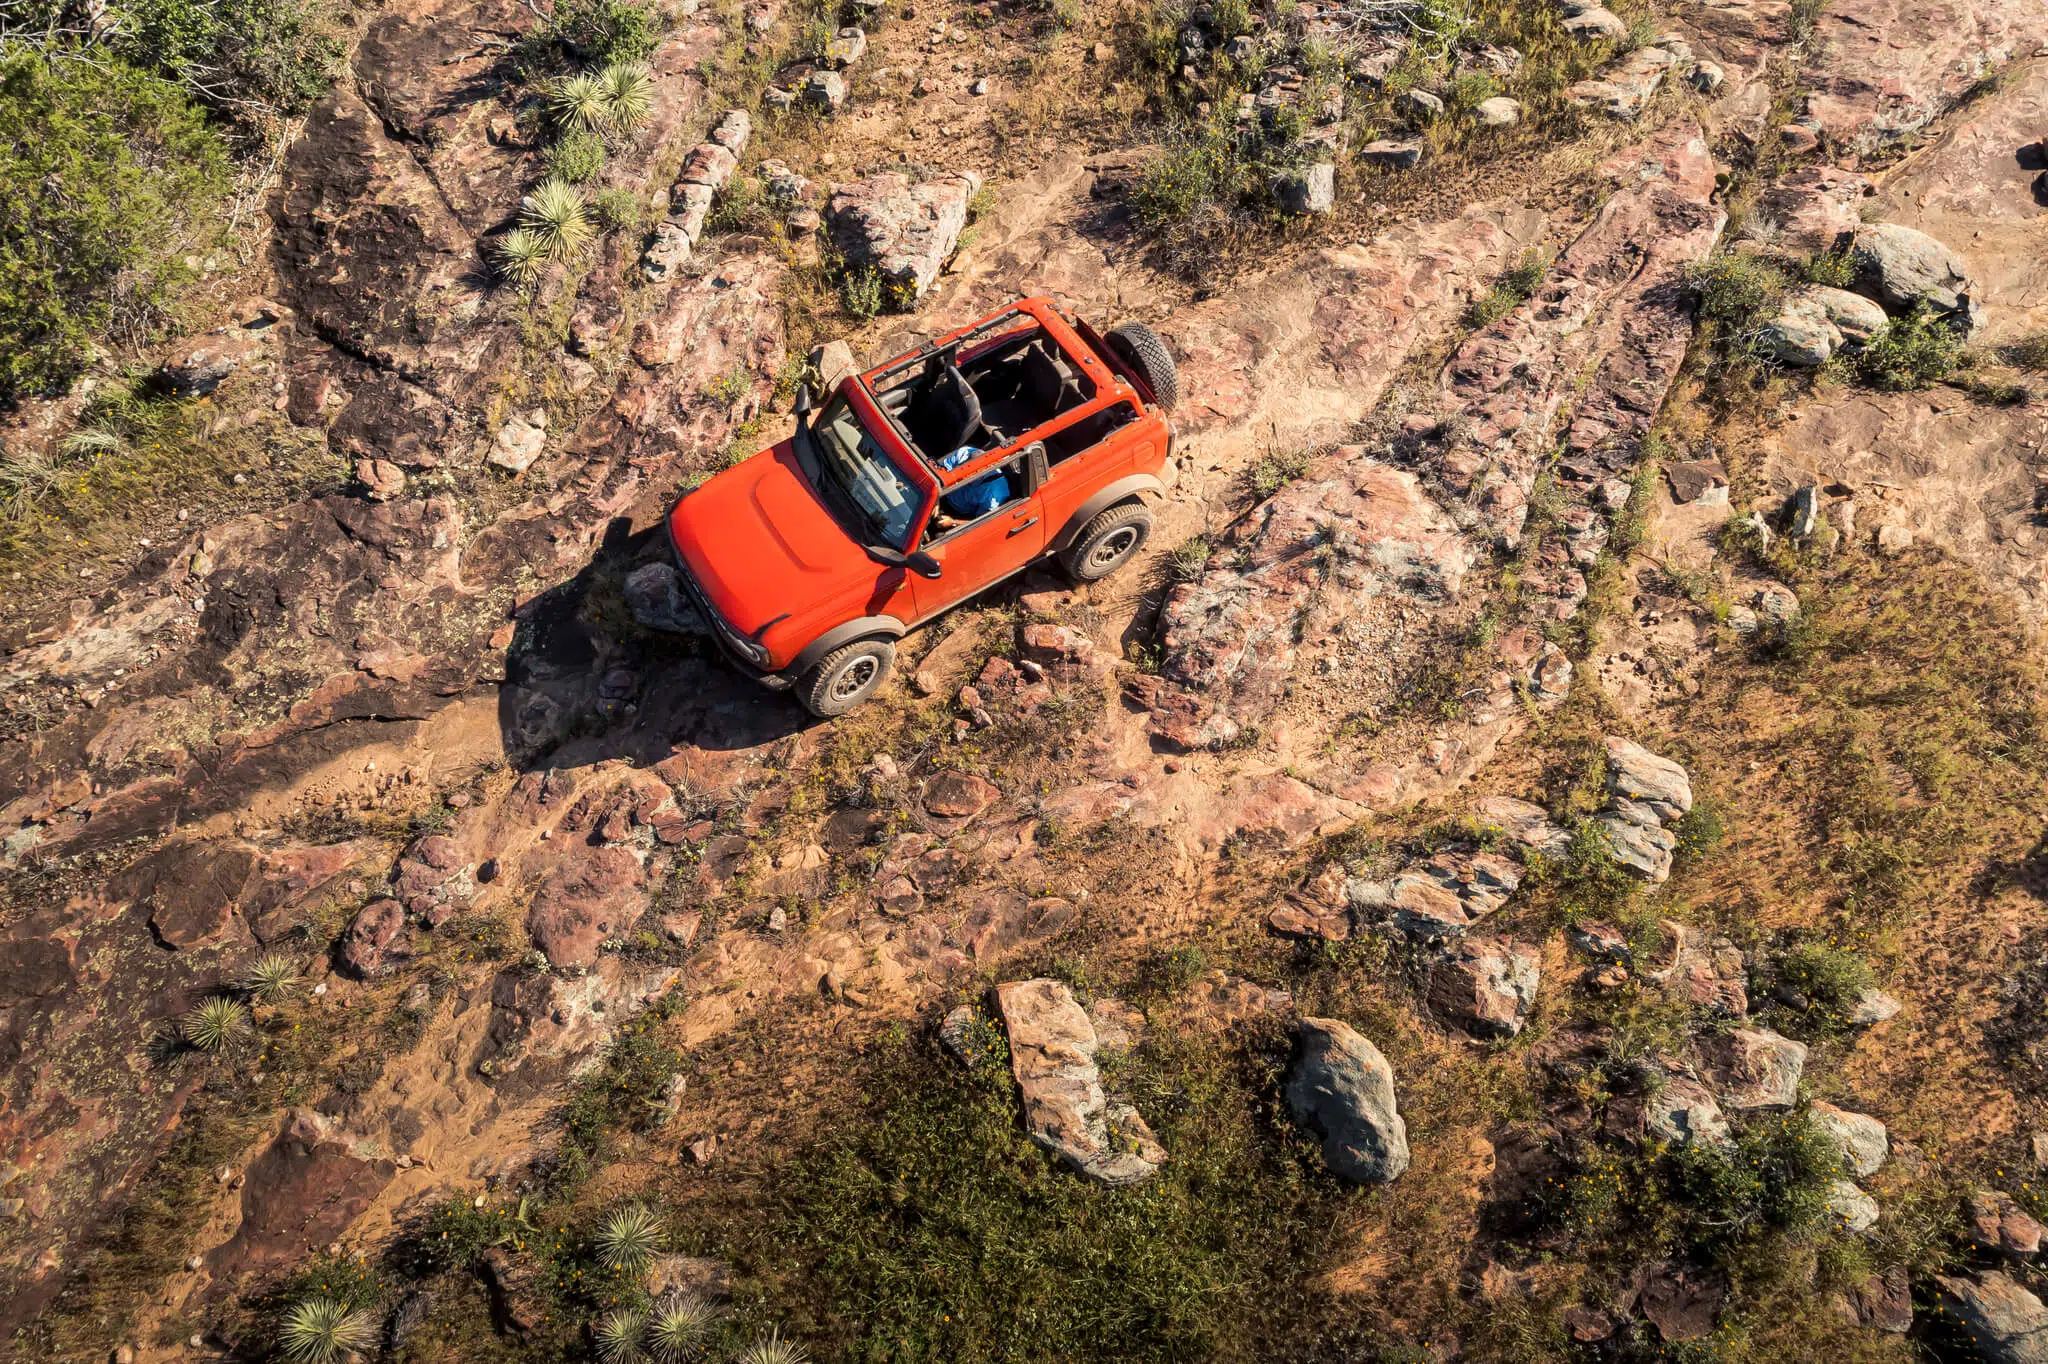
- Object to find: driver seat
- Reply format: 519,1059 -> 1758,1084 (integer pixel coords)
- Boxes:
908,357 -> 983,457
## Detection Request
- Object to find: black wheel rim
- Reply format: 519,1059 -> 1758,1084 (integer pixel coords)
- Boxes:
1089,526 -> 1140,569
830,655 -> 879,701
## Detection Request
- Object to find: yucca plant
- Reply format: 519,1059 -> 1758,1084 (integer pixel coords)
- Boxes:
494,228 -> 551,286
549,71 -> 610,132
598,61 -> 653,131
520,179 -> 595,260
594,1307 -> 647,1364
735,1328 -> 809,1364
646,1294 -> 716,1363
594,1203 -> 665,1276
243,954 -> 300,1002
182,995 -> 251,1052
279,1297 -> 377,1364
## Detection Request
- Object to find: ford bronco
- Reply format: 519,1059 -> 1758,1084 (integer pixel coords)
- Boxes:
665,295 -> 1179,716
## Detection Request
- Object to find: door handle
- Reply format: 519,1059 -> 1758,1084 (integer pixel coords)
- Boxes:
1007,517 -> 1039,537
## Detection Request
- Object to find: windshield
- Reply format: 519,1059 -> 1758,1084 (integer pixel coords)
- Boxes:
813,394 -> 923,547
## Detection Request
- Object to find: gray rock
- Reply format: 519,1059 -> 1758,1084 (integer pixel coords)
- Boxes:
623,563 -> 708,635
1595,811 -> 1677,880
1706,1028 -> 1806,1109
1875,524 -> 1913,556
1935,1272 -> 2048,1364
1645,1073 -> 1731,1147
1359,138 -> 1424,169
1427,937 -> 1540,1037
804,69 -> 847,112
1809,1101 -> 1888,1176
1402,88 -> 1445,120
1286,1017 -> 1410,1183
1475,96 -> 1522,126
1761,293 -> 1840,366
1272,162 -> 1336,215
824,25 -> 866,66
1809,285 -> 1888,343
1753,580 -> 1800,623
1850,987 -> 1902,1024
1473,796 -> 1573,858
1854,221 -> 1971,314
1688,59 -> 1725,92
810,339 -> 857,394
827,168 -> 982,302
1789,484 -> 1821,537
709,108 -> 751,152
994,979 -> 1166,1186
1569,919 -> 1630,962
1562,6 -> 1628,38
1665,459 -> 1728,504
641,220 -> 692,283
1827,1179 -> 1879,1233
1605,735 -> 1693,819
488,409 -> 548,474
761,85 -> 796,110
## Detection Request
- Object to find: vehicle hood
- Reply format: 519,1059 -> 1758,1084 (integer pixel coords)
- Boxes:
666,440 -> 872,634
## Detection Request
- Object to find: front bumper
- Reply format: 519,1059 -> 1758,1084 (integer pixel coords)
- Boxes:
666,519 -> 792,690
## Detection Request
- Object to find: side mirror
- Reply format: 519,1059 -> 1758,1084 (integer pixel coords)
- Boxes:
1023,441 -> 1049,492
906,550 -> 942,579
793,384 -> 815,416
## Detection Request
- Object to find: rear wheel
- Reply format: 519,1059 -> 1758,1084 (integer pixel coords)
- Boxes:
1106,321 -> 1180,412
798,637 -> 896,717
1060,501 -> 1153,583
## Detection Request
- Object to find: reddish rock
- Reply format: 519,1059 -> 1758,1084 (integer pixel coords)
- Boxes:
1427,937 -> 1541,1037
355,458 -> 406,501
207,1111 -> 394,1274
826,169 -> 983,301
339,898 -> 408,977
1969,1190 -> 2046,1257
1636,1261 -> 1725,1342
523,844 -> 646,969
1841,1265 -> 1912,1333
923,771 -> 1000,820
959,889 -> 1078,959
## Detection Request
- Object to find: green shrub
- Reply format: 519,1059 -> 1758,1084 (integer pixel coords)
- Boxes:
1445,70 -> 1499,110
278,1297 -> 377,1364
1165,534 -> 1213,583
1775,941 -> 1874,1027
181,995 -> 251,1052
1133,132 -> 1234,226
1855,305 -> 1965,390
11,0 -> 339,117
520,178 -> 596,259
595,1306 -> 649,1364
647,1295 -> 718,1363
598,61 -> 654,131
1466,249 -> 1549,328
2002,334 -> 2048,371
243,954 -> 300,1002
494,228 -> 550,287
1683,251 -> 1790,341
1800,250 -> 1857,288
594,1203 -> 666,1276
546,128 -> 607,183
0,52 -> 228,401
553,0 -> 664,63
840,267 -> 884,321
1667,1113 -> 1838,1247
594,186 -> 640,229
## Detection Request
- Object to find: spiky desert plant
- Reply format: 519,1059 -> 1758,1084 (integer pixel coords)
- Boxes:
520,179 -> 595,260
646,1294 -> 716,1363
735,1328 -> 809,1364
549,70 -> 610,132
594,1202 -> 665,1276
598,61 -> 653,131
594,1307 -> 647,1364
494,228 -> 551,286
279,1297 -> 377,1364
182,995 -> 251,1052
244,954 -> 300,1002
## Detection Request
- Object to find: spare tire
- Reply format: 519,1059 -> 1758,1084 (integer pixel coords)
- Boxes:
1106,321 -> 1180,412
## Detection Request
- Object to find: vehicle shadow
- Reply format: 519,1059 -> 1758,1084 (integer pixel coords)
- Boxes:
495,518 -> 809,778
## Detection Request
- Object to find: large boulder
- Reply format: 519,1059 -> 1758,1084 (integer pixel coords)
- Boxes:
1593,736 -> 1694,882
1704,1028 -> 1806,1109
1285,1017 -> 1410,1183
1970,1191 -> 2047,1257
993,979 -> 1165,1186
1644,1073 -> 1731,1147
1935,1271 -> 2048,1364
826,169 -> 981,302
1853,222 -> 1971,314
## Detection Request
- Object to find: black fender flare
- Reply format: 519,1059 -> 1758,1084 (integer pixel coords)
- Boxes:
1048,474 -> 1166,553
788,616 -> 909,678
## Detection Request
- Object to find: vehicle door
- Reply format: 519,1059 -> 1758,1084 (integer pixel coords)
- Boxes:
908,446 -> 1048,619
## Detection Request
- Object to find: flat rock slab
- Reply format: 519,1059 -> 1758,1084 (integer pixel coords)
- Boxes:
993,978 -> 1165,1186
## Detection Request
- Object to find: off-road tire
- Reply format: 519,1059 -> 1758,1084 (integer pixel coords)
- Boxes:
1060,500 -> 1153,583
798,637 -> 896,717
1106,321 -> 1180,412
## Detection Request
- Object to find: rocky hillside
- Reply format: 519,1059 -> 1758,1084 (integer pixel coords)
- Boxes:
5,0 -> 2048,1357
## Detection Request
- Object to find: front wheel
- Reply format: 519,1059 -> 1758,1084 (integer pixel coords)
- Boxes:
798,637 -> 896,717
1060,501 -> 1153,583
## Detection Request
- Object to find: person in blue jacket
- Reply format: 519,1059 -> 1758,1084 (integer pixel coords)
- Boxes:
931,445 -> 1010,529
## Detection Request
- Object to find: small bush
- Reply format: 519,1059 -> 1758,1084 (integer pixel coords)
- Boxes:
243,955 -> 300,1002
546,129 -> 607,183
595,1306 -> 649,1364
63,0 -> 341,117
1855,305 -> 1966,390
1684,251 -> 1790,342
598,61 -> 654,132
1165,534 -> 1213,583
520,178 -> 596,259
2002,334 -> 2048,371
494,228 -> 551,287
1775,941 -> 1874,1026
594,186 -> 640,229
1466,249 -> 1549,328
1667,1113 -> 1838,1247
1247,447 -> 1312,499
553,0 -> 664,63
647,1295 -> 718,1363
735,1331 -> 810,1364
1446,70 -> 1499,111
550,71 -> 612,133
0,52 -> 228,401
1800,250 -> 1857,288
840,267 -> 884,321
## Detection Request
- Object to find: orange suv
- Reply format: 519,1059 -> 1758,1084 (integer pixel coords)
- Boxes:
665,296 -> 1179,716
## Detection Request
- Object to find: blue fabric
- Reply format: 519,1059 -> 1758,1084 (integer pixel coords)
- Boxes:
937,445 -> 1010,519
